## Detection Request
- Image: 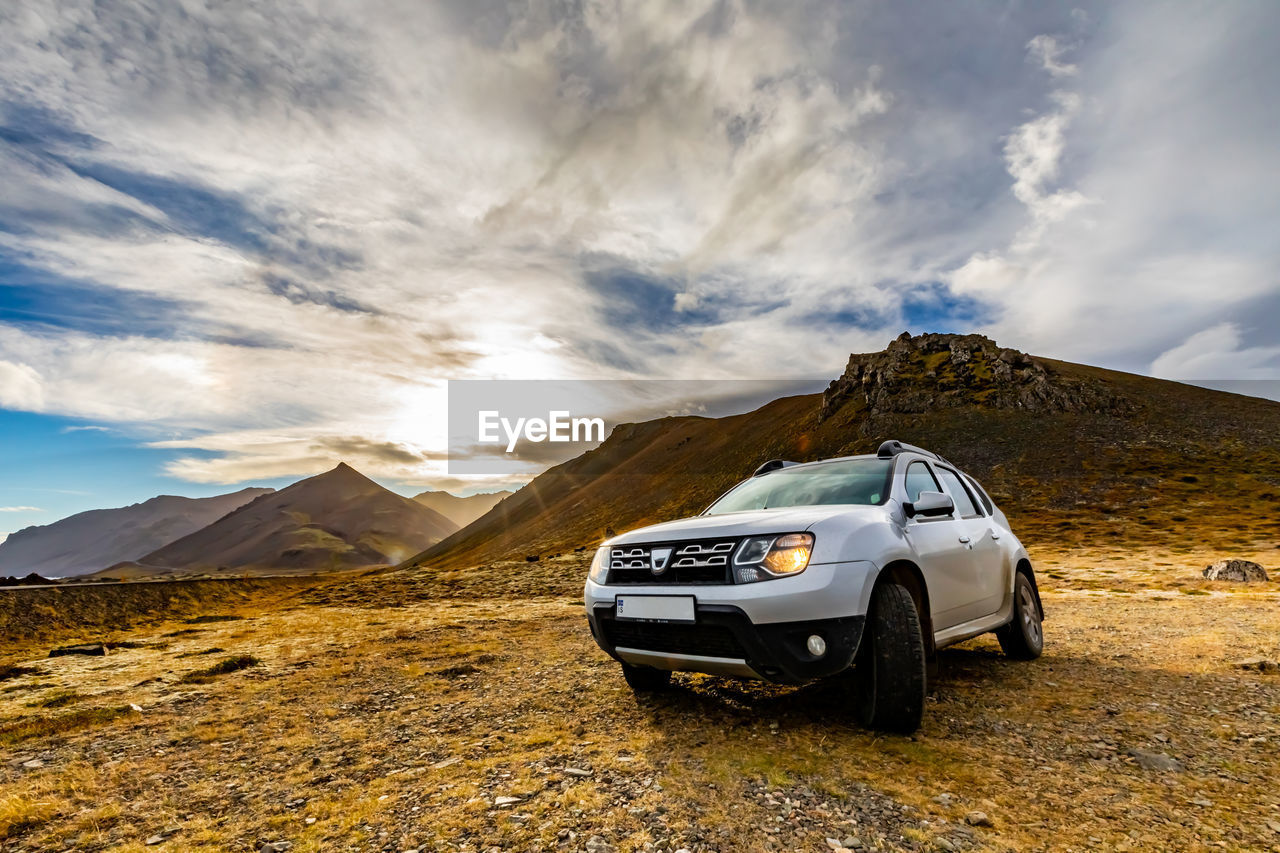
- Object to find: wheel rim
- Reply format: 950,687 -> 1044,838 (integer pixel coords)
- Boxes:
1019,583 -> 1041,645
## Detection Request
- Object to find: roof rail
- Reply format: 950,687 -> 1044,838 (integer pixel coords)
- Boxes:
752,459 -> 800,477
875,439 -> 950,465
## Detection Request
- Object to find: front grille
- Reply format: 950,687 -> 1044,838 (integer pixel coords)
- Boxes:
602,619 -> 746,659
606,539 -> 736,585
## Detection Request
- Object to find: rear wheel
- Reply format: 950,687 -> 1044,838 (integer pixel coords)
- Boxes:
996,572 -> 1043,659
621,662 -> 672,691
852,582 -> 927,733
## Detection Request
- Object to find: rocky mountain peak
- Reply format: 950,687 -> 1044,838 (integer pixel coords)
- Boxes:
820,331 -> 1132,420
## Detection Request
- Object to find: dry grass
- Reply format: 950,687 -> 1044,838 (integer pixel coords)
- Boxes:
0,545 -> 1277,851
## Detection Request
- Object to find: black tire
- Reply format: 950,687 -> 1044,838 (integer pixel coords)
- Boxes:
621,662 -> 672,691
996,572 -> 1044,660
852,582 -> 927,733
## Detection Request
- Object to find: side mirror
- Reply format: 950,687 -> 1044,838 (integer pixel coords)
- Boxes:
905,490 -> 954,519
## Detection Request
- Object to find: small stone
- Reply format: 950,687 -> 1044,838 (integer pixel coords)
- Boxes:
1127,748 -> 1184,772
564,767 -> 592,777
931,793 -> 954,806
21,759 -> 43,769
145,836 -> 164,846
130,703 -> 144,712
259,843 -> 292,853
493,796 -> 522,806
585,836 -> 616,853
841,837 -> 861,848
965,811 -> 994,827
825,838 -> 843,849
304,817 -> 316,825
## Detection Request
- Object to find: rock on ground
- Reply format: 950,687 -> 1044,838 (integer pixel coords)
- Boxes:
48,642 -> 108,657
1127,748 -> 1184,772
1202,559 -> 1268,582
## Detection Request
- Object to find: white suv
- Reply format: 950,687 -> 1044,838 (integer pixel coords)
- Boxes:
584,440 -> 1044,733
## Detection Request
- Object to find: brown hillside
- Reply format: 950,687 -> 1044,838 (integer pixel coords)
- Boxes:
410,333 -> 1280,570
412,489 -> 513,528
137,463 -> 457,574
0,487 -> 274,578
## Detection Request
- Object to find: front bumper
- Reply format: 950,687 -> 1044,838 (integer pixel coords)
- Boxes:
583,560 -> 876,684
587,602 -> 864,684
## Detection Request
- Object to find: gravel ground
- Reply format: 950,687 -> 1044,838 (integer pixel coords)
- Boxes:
2,563 -> 1279,852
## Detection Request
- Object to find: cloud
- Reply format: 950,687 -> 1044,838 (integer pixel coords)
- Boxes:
149,430 -> 451,485
1027,35 -> 1078,78
1151,323 -> 1280,380
0,506 -> 42,512
1002,91 -> 1091,229
0,0 -> 1277,488
0,360 -> 43,410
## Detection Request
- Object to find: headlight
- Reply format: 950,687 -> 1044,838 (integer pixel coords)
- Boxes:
588,546 -> 610,584
733,533 -> 813,583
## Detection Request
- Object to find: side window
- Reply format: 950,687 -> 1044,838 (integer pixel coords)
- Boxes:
904,461 -> 941,502
937,468 -> 981,519
964,473 -> 994,515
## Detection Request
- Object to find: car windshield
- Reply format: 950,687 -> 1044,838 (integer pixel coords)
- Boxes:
705,458 -> 893,515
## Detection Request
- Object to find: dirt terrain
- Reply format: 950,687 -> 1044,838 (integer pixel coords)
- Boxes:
3,543 -> 1278,852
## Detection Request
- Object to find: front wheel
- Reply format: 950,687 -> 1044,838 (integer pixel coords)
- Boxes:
621,662 -> 672,691
996,572 -> 1044,660
851,582 -> 927,733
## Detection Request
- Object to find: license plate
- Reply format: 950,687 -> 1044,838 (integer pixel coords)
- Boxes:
615,595 -> 695,623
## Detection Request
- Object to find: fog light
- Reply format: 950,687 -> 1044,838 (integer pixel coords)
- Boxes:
806,634 -> 827,657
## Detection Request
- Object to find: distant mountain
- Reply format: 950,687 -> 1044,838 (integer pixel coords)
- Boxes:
0,488 -> 273,578
130,463 -> 458,574
412,489 -> 512,528
408,332 -> 1280,570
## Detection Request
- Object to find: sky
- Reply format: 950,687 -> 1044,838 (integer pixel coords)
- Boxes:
1,1 -> 1278,537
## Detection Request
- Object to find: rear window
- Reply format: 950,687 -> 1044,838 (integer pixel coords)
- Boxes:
965,473 -> 994,515
936,467 -> 982,519
706,458 -> 893,514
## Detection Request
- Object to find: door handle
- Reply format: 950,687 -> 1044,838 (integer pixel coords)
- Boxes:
958,536 -> 971,544
990,530 -> 1001,540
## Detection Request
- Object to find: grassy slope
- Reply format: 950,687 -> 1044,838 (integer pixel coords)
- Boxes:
412,359 -> 1280,570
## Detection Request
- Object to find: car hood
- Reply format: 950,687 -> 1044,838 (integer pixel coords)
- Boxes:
608,505 -> 891,546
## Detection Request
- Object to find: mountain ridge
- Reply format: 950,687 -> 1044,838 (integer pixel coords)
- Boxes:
407,332 -> 1280,571
125,462 -> 458,575
0,487 -> 274,578
412,489 -> 513,528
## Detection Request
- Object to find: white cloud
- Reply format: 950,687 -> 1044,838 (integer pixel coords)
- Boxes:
1027,35 -> 1078,78
0,360 -> 44,411
0,506 -> 43,512
1151,323 -> 1280,380
1003,91 -> 1091,232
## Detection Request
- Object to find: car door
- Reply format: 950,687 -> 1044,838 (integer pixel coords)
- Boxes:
900,460 -> 977,631
934,466 -> 1004,621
